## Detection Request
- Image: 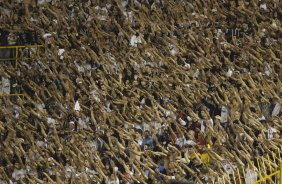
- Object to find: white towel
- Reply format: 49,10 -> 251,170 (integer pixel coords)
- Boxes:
227,69 -> 233,77
74,100 -> 81,111
272,103 -> 280,116
130,35 -> 142,47
260,4 -> 267,10
58,49 -> 65,56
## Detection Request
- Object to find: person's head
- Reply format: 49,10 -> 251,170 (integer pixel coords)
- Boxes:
129,141 -> 135,149
258,133 -> 264,142
135,129 -> 143,138
200,110 -> 208,119
144,144 -> 150,151
144,130 -> 150,138
105,162 -> 110,170
187,130 -> 195,140
199,110 -> 204,117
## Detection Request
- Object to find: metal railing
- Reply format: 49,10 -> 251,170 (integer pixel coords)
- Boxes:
212,146 -> 282,184
0,44 -> 43,97
254,162 -> 281,184
0,45 -> 43,69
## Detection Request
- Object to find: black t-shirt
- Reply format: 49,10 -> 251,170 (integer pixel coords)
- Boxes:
202,99 -> 221,117
0,30 -> 9,45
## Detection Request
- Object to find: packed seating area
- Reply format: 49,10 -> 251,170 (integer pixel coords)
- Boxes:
0,0 -> 281,184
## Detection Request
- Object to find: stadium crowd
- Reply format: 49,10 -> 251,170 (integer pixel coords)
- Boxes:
0,0 -> 281,183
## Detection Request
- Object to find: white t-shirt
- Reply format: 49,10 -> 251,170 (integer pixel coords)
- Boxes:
199,119 -> 205,133
175,136 -> 186,147
267,128 -> 277,139
58,49 -> 65,60
221,106 -> 228,123
184,140 -> 197,146
130,35 -> 142,47
0,77 -> 10,94
74,100 -> 81,111
264,64 -> 272,76
12,169 -> 26,181
272,102 -> 280,116
106,178 -> 120,184
245,169 -> 258,184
